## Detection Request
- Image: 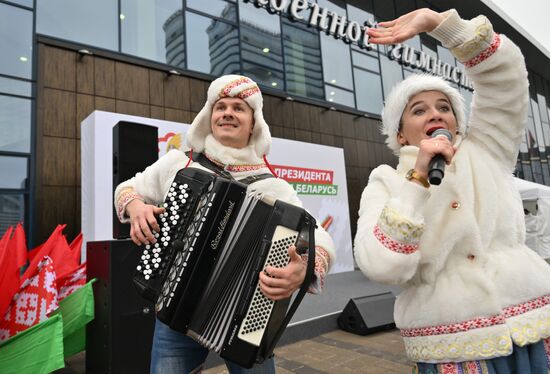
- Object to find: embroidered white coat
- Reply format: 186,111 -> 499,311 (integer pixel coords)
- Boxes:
354,11 -> 550,363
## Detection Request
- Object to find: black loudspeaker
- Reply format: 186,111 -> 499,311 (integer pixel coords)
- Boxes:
86,240 -> 156,374
113,121 -> 158,239
337,292 -> 396,335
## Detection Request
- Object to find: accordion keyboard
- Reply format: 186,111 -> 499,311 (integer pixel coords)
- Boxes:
135,181 -> 193,282
156,182 -> 215,311
237,226 -> 298,346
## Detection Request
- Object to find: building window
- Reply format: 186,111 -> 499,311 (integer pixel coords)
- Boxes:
321,34 -> 353,105
37,0 -> 118,51
348,2 -> 378,56
121,0 -> 184,67
0,194 -> 25,235
187,0 -> 237,22
281,18 -> 323,99
0,3 -> 33,79
186,12 -> 239,76
353,51 -> 382,115
354,68 -> 383,115
239,1 -> 284,89
0,76 -> 32,97
0,95 -> 31,153
0,156 -> 27,189
379,51 -> 403,98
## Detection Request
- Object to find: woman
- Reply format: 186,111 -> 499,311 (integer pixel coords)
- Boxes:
354,8 -> 550,373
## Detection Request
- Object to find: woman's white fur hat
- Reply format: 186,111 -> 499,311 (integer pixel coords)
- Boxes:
185,74 -> 271,157
381,74 -> 466,155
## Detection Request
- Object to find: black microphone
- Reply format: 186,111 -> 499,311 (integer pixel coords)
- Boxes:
428,128 -> 452,185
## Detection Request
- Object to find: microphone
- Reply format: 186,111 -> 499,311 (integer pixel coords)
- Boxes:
428,128 -> 452,185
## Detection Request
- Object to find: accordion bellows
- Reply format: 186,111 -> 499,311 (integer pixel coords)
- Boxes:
133,168 -> 316,368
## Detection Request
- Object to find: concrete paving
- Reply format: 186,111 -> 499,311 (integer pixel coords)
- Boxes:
204,329 -> 412,374
62,328 -> 412,373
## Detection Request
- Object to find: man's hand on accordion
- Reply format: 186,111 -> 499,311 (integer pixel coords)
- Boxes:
126,199 -> 166,246
258,245 -> 307,301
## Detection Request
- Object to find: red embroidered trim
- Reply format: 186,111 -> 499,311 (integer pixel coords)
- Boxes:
439,363 -> 457,374
373,224 -> 418,254
301,246 -> 329,293
202,152 -> 266,172
436,361 -> 486,374
401,294 -> 550,338
401,314 -> 505,337
543,337 -> 550,369
220,77 -> 252,97
502,294 -> 550,318
238,86 -> 260,99
465,33 -> 501,68
117,192 -> 144,221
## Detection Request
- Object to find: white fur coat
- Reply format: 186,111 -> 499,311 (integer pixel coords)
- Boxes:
354,10 -> 550,363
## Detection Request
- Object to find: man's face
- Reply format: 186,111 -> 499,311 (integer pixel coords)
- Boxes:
210,97 -> 254,149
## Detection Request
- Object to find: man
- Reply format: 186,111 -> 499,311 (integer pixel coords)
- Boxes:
115,75 -> 335,373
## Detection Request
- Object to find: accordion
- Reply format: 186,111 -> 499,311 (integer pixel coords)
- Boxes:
133,167 -> 316,368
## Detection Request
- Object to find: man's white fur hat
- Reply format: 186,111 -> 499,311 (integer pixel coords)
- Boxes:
381,74 -> 466,155
185,74 -> 271,157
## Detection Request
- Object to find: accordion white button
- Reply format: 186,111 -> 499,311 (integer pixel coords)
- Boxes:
183,184 -> 188,188
154,263 -> 159,268
145,275 -> 150,280
163,203 -> 168,208
137,265 -> 142,271
164,242 -> 168,246
184,193 -> 189,198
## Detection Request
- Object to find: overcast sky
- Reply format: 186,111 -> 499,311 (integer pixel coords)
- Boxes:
481,0 -> 550,58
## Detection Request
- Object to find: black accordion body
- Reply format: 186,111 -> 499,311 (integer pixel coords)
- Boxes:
133,167 -> 316,368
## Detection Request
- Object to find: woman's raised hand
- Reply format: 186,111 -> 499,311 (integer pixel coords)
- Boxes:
367,8 -> 444,45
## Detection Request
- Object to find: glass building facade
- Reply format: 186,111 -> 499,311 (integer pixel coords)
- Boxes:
0,1 -> 33,234
2,0 -> 550,236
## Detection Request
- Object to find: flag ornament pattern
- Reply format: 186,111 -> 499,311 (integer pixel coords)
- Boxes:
0,257 -> 59,342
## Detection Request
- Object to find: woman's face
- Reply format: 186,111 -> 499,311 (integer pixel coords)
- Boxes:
397,90 -> 458,147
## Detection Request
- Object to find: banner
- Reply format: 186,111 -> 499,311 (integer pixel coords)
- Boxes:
81,111 -> 353,272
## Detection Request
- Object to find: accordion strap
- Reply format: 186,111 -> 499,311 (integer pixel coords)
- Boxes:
185,151 -> 232,179
185,151 -> 274,185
